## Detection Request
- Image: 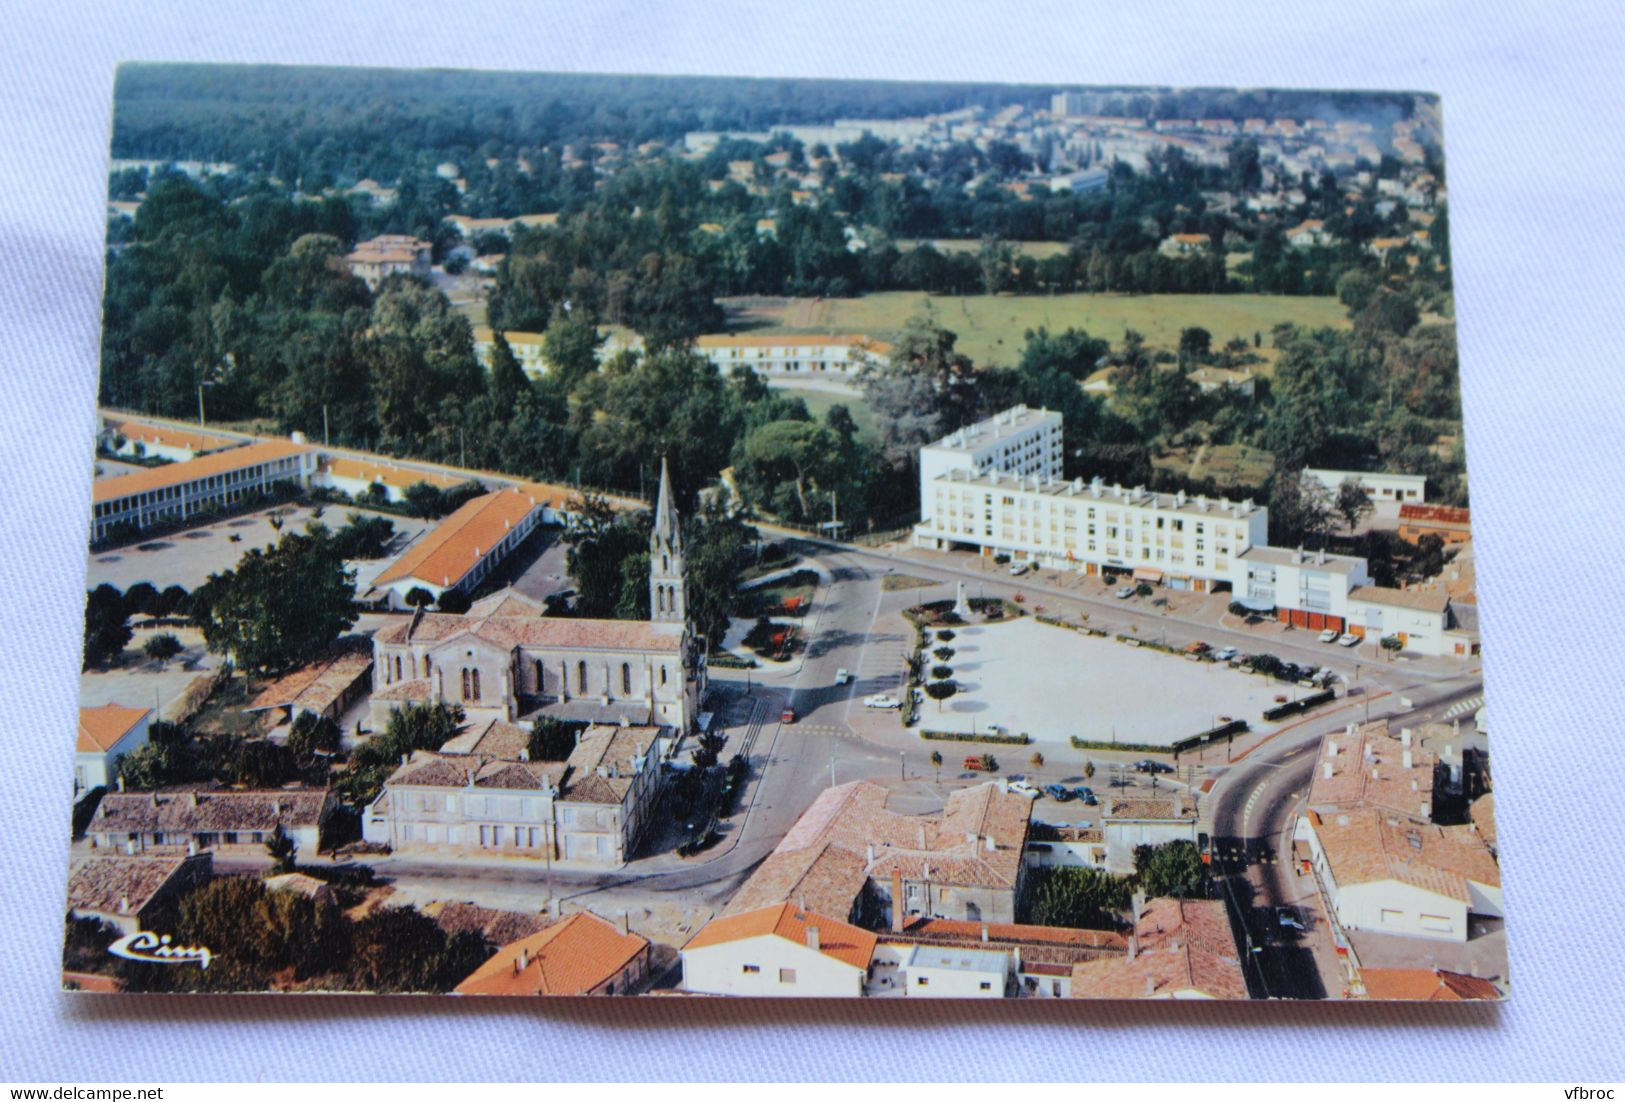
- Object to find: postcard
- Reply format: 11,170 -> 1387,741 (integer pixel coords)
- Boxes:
65,64 -> 1499,1000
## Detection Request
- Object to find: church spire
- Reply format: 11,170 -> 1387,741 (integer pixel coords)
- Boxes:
649,457 -> 686,625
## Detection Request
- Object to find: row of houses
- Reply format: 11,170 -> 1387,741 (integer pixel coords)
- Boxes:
470,326 -> 890,383
912,406 -> 1475,657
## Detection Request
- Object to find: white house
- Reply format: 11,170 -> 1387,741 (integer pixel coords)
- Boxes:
1345,586 -> 1452,656
76,704 -> 152,794
1303,468 -> 1427,505
868,942 -> 1011,997
691,334 -> 891,381
90,439 -> 315,544
1230,545 -> 1373,631
681,903 -> 878,997
1297,807 -> 1502,943
1101,796 -> 1199,875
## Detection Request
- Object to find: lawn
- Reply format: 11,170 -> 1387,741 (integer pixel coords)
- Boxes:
739,569 -> 819,618
719,291 -> 1351,369
881,573 -> 940,592
897,239 -> 1072,260
774,385 -> 880,439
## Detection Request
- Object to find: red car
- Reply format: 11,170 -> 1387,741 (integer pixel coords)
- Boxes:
781,707 -> 797,724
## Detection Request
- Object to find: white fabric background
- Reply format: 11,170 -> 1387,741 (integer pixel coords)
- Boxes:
3,0 -> 1623,1082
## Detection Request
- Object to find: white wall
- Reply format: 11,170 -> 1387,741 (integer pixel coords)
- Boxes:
682,935 -> 866,997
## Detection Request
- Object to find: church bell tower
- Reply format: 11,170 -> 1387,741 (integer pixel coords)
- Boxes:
649,457 -> 686,626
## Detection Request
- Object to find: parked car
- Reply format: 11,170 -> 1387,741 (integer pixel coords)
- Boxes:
1318,628 -> 1340,643
1008,562 -> 1029,576
863,693 -> 901,709
1211,646 -> 1238,662
1071,786 -> 1098,804
1115,585 -> 1136,599
1337,633 -> 1361,647
1183,641 -> 1210,655
834,668 -> 851,685
1275,906 -> 1307,932
964,755 -> 996,772
1043,784 -> 1072,801
1133,759 -> 1175,774
780,707 -> 797,724
1007,780 -> 1040,798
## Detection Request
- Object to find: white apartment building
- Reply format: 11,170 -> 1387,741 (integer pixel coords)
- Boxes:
916,471 -> 1267,594
692,334 -> 890,381
1234,545 -> 1373,631
917,405 -> 1064,528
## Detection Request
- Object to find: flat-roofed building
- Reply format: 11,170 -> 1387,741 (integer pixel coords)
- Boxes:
1303,467 -> 1427,504
917,406 -> 1065,530
1345,585 -> 1452,655
1101,796 -> 1199,875
370,487 -> 544,608
1232,544 -> 1373,630
692,334 -> 891,380
90,439 -> 315,544
870,942 -> 1011,997
919,471 -> 1267,593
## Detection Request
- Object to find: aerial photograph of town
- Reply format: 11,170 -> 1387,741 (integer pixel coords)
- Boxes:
62,63 -> 1501,1001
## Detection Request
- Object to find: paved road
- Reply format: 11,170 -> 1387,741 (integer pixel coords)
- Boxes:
1206,677 -> 1487,998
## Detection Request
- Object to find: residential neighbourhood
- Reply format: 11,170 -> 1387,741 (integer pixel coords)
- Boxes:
67,70 -> 1499,1001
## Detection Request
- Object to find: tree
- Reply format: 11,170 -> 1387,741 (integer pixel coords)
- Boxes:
403,586 -> 436,609
192,529 -> 357,676
526,717 -> 578,761
487,330 -> 528,409
115,741 -> 180,789
1228,600 -> 1251,617
1380,634 -> 1404,658
1025,866 -> 1131,930
1178,326 -> 1212,360
930,664 -> 954,680
690,730 -> 727,770
933,647 -> 955,662
266,824 -> 298,874
83,585 -> 132,669
738,419 -> 838,521
403,481 -> 446,519
348,905 -> 489,993
1334,477 -> 1375,533
143,632 -> 184,668
930,750 -> 943,781
924,680 -> 957,712
1084,760 -> 1095,781
1029,751 -> 1045,770
1133,840 -> 1206,899
287,711 -> 340,757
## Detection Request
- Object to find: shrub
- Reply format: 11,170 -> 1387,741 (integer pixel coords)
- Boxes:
936,630 -> 956,642
930,664 -> 954,680
919,729 -> 1030,746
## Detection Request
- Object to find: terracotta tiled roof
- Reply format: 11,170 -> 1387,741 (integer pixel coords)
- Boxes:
1103,796 -> 1196,822
1399,503 -> 1471,528
559,725 -> 666,805
92,439 -> 309,505
684,903 -> 877,971
370,678 -> 431,702
387,751 -> 565,792
77,704 -> 149,753
67,853 -> 206,917
900,918 -> 1126,951
321,457 -> 461,492
374,489 -> 541,589
723,842 -> 870,920
464,590 -> 550,619
468,615 -> 686,653
245,643 -> 372,715
93,788 -> 330,834
439,717 -> 533,758
1349,586 -> 1450,614
1469,794 -> 1497,851
455,912 -> 648,995
1307,719 -> 1437,819
1070,898 -> 1245,999
103,417 -> 239,456
1360,968 -> 1501,1001
1311,806 -> 1500,902
426,901 -> 550,946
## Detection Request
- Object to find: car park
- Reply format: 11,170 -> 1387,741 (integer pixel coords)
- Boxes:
1338,633 -> 1361,647
1043,784 -> 1072,801
1007,780 -> 1040,798
1115,585 -> 1136,599
1318,628 -> 1339,643
834,668 -> 851,685
863,693 -> 901,709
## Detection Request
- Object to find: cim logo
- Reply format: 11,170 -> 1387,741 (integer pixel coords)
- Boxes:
107,930 -> 212,969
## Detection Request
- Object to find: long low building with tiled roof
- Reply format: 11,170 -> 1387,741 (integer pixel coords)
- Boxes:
371,487 -> 545,608
101,417 -> 242,463
692,332 -> 890,380
89,787 -> 334,858
90,438 -> 315,543
67,852 -> 213,936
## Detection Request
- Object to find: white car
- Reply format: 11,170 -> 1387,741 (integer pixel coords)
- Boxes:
1115,585 -> 1136,599
1318,628 -> 1339,643
1008,562 -> 1029,576
1337,633 -> 1361,647
864,694 -> 902,709
1007,780 -> 1040,798
834,668 -> 851,685
1212,647 -> 1239,662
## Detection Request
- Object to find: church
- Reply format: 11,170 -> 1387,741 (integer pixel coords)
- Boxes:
368,459 -> 707,733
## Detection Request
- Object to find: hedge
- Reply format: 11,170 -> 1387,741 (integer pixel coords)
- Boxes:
921,729 -> 1031,746
1069,736 -> 1168,754
707,653 -> 758,669
1169,719 -> 1250,755
1262,689 -> 1336,722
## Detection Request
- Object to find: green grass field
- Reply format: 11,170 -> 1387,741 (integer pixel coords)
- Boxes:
722,291 -> 1351,369
774,385 -> 881,440
897,239 -> 1072,260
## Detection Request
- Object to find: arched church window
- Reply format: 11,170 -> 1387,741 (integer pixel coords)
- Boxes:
621,663 -> 632,695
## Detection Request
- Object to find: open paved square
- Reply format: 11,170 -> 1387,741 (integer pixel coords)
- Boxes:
922,617 -> 1284,747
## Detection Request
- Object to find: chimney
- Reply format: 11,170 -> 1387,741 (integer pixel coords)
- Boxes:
1323,762 -> 1334,780
985,834 -> 996,852
1145,975 -> 1157,998
890,871 -> 905,932
1400,727 -> 1412,746
517,947 -> 529,971
1127,934 -> 1138,960
1402,749 -> 1413,770
187,840 -> 197,856
125,839 -> 137,856
806,924 -> 820,952
116,775 -> 125,793
966,832 -> 977,845
866,844 -> 875,865
981,924 -> 989,943
549,897 -> 561,919
400,753 -> 409,767
1327,740 -> 1337,757
917,826 -> 927,850
118,896 -> 130,914
1132,889 -> 1147,917
188,792 -> 198,808
1421,802 -> 1431,819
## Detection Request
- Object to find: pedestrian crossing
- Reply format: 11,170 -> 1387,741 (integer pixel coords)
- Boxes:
1442,694 -> 1484,720
784,723 -> 863,740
